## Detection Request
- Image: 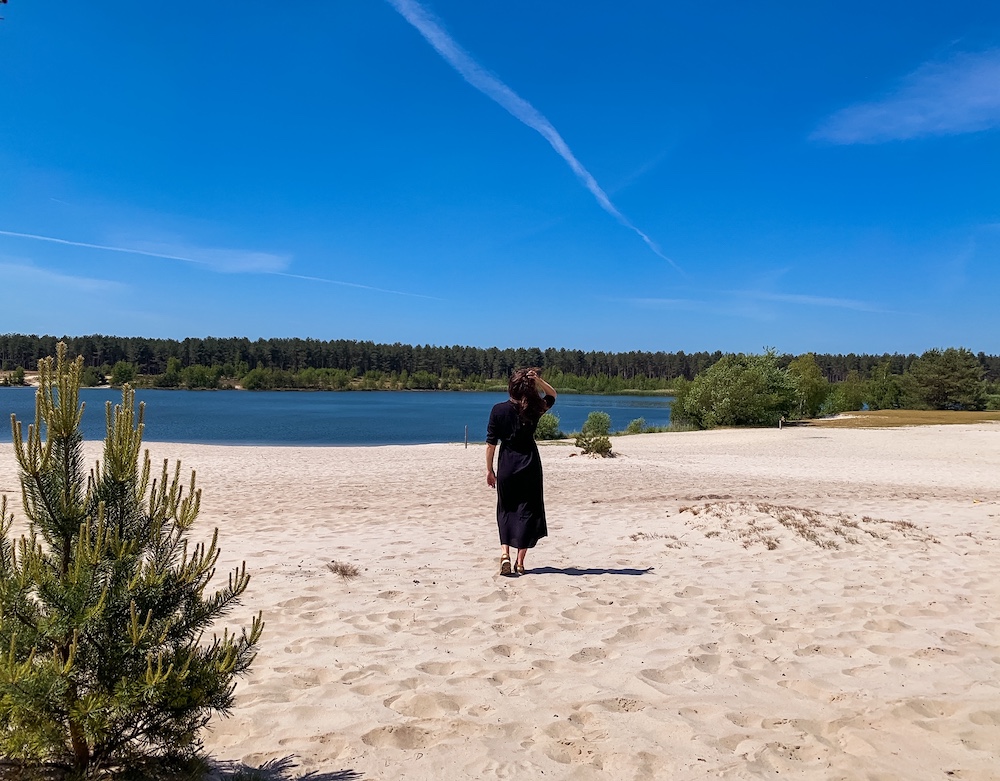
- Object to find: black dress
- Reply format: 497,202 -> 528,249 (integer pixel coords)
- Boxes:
486,395 -> 555,549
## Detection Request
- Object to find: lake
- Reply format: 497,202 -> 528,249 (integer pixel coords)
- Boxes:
0,388 -> 673,446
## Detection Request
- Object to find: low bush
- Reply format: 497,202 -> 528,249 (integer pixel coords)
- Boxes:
535,412 -> 563,440
575,411 -> 613,456
624,417 -> 646,434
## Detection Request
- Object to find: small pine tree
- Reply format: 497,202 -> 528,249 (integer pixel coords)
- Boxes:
0,344 -> 262,774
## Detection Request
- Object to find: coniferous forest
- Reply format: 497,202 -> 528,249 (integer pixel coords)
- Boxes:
1,333 -> 998,428
2,333 -> 999,391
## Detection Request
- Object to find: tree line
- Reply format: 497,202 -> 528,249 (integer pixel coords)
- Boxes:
671,348 -> 999,430
2,333 -> 999,389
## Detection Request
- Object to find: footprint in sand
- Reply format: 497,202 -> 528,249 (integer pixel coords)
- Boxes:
360,724 -> 438,750
569,646 -> 608,663
597,697 -> 646,713
688,653 -> 721,673
332,632 -> 385,648
969,710 -> 1000,726
384,691 -> 462,718
638,668 -> 672,686
863,618 -> 911,632
893,698 -> 962,719
560,606 -> 603,622
416,659 -> 479,677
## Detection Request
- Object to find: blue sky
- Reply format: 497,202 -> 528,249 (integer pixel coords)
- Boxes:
1,1 -> 998,355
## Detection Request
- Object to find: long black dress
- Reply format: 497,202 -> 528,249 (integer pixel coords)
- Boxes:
486,394 -> 555,549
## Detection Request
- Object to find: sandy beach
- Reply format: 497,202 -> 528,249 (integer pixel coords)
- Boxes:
1,424 -> 998,780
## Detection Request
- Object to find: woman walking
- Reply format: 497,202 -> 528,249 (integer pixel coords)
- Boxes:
486,368 -> 557,575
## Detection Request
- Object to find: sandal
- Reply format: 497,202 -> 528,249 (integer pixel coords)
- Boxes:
499,555 -> 512,576
515,562 -> 526,576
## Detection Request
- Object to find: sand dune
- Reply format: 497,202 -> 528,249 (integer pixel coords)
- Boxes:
1,424 -> 998,779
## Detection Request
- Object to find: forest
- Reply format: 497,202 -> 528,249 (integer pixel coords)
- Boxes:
2,333 -> 999,392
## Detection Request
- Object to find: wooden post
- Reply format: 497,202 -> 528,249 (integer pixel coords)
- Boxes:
465,425 -> 468,448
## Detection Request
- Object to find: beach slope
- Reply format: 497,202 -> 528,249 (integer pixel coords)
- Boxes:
1,424 -> 997,779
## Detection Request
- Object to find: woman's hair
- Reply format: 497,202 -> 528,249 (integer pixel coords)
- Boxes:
508,367 -> 548,424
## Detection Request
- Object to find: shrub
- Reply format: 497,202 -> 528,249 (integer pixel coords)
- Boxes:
575,411 -> 613,456
581,411 -> 611,436
674,350 -> 796,429
0,345 -> 262,773
534,412 -> 562,440
624,417 -> 646,435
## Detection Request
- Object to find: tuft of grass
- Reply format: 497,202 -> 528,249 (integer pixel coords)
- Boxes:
327,560 -> 360,580
810,410 -> 1000,428
629,531 -> 684,548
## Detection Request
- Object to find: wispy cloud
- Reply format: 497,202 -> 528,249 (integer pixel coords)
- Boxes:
740,291 -> 884,312
0,229 -> 439,299
630,289 -> 886,315
0,260 -> 127,293
385,0 -> 680,271
272,271 -> 443,299
127,240 -> 290,273
0,229 -> 290,273
813,49 -> 1000,144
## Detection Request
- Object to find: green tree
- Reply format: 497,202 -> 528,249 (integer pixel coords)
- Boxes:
786,353 -> 829,418
155,356 -> 183,388
673,350 -> 796,429
534,412 -> 562,441
0,346 -> 262,773
80,365 -> 105,387
865,361 -> 903,410
109,360 -> 137,386
575,411 -> 612,456
905,347 -> 986,410
821,370 -> 867,415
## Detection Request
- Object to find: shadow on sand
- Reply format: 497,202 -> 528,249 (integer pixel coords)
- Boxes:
527,566 -> 653,577
212,755 -> 362,781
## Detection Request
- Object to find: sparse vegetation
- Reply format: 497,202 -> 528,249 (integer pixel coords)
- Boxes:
327,561 -> 361,580
809,409 -> 1000,428
575,411 -> 613,456
628,532 -> 683,548
674,501 -> 937,549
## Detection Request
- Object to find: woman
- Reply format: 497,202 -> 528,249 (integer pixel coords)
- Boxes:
486,368 -> 557,575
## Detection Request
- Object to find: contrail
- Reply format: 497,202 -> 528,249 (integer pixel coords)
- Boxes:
385,0 -> 680,272
0,229 -> 214,267
0,229 -> 440,299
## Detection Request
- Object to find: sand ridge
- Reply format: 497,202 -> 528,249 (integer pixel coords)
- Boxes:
0,424 -> 997,779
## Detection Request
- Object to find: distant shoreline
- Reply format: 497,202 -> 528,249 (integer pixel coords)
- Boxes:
2,377 -> 677,397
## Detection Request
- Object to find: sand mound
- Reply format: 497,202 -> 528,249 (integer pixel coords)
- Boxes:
670,500 -> 939,550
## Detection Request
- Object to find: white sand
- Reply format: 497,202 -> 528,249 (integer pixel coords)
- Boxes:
1,424 -> 998,779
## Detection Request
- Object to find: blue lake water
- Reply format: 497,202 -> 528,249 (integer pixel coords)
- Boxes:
0,388 -> 673,446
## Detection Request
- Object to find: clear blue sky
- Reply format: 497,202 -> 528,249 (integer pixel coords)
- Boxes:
2,2 -> 998,355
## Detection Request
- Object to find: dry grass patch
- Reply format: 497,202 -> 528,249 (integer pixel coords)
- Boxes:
327,560 -> 361,580
629,531 -> 684,548
810,410 -> 1000,428
675,501 -> 938,550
